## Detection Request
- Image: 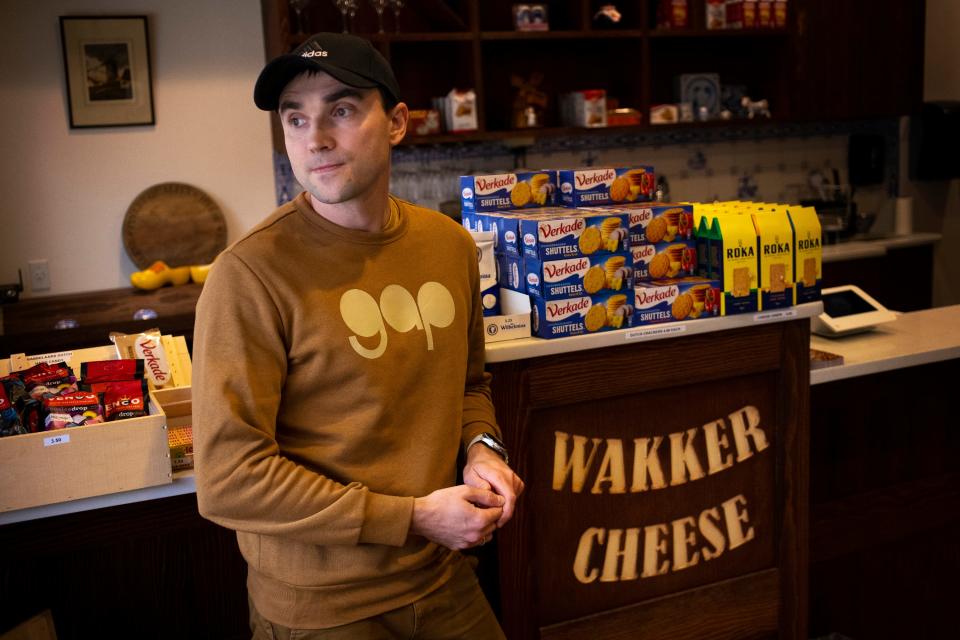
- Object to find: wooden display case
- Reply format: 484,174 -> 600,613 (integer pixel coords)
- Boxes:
259,0 -> 925,148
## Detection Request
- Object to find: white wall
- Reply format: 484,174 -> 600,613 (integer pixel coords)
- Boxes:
913,0 -> 960,306
0,1 -> 275,298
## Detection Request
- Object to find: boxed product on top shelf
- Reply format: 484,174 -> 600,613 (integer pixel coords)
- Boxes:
460,170 -> 559,214
558,166 -> 656,207
0,334 -> 192,512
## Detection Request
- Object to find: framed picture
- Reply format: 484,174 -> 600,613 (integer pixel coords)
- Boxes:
59,16 -> 155,128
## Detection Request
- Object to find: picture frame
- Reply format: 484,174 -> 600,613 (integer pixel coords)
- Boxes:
59,16 -> 155,128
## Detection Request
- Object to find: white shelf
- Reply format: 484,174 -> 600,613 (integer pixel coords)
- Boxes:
486,302 -> 823,363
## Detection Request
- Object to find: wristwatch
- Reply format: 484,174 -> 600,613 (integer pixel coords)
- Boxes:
468,432 -> 509,464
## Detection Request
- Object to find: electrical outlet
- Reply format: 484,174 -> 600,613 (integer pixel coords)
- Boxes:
28,259 -> 50,292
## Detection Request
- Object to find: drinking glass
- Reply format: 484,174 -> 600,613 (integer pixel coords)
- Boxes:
369,0 -> 389,34
331,0 -> 351,33
387,0 -> 404,33
290,0 -> 311,35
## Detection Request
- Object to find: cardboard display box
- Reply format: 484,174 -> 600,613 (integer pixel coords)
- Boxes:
0,339 -> 191,513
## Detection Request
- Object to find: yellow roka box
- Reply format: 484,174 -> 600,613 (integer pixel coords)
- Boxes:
0,338 -> 191,512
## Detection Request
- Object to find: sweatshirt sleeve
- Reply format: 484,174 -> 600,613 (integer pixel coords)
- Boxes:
193,251 -> 413,547
458,234 -> 502,454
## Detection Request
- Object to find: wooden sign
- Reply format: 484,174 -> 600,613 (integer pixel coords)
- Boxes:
490,320 -> 808,639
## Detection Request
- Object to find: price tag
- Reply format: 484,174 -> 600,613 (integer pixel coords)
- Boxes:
625,324 -> 688,341
753,309 -> 797,323
43,434 -> 71,447
27,351 -> 74,366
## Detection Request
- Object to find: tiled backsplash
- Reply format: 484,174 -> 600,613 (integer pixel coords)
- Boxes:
273,119 -> 901,234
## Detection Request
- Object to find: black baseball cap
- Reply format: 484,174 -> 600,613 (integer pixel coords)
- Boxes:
254,32 -> 401,111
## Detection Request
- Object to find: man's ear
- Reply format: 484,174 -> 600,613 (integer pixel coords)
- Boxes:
388,102 -> 409,146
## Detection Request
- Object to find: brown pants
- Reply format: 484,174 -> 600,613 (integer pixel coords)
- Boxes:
248,558 -> 505,640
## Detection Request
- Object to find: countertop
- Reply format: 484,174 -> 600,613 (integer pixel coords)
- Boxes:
487,302 -> 823,363
810,304 -> 960,385
822,232 -> 941,263
7,303 -> 959,526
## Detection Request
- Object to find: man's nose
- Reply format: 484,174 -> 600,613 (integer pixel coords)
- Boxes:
308,125 -> 334,153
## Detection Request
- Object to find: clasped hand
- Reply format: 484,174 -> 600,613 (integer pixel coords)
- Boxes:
410,445 -> 524,550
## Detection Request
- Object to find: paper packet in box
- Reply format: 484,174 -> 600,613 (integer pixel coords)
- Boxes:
469,230 -> 500,316
111,328 -> 173,390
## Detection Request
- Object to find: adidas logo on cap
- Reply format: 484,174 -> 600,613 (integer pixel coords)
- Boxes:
301,48 -> 328,58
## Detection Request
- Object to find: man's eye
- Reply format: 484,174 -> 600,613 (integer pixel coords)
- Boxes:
288,116 -> 305,127
334,105 -> 353,117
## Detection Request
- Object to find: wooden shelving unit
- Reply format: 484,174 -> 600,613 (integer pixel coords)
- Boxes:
259,0 -> 925,149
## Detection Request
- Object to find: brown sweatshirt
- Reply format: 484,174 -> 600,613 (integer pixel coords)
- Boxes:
192,193 -> 499,628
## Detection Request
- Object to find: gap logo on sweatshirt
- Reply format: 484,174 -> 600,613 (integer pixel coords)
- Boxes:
340,283 -> 455,359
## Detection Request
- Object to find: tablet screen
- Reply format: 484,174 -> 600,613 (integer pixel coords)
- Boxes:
823,289 -> 879,318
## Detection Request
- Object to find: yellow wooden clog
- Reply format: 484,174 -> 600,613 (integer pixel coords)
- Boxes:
130,261 -> 191,290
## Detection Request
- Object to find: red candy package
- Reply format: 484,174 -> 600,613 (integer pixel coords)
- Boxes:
80,359 -> 144,384
20,361 -> 78,400
102,380 -> 149,421
42,391 -> 104,430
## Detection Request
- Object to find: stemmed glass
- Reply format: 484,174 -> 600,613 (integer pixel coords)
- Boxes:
290,0 -> 311,35
369,0 -> 389,34
388,0 -> 404,33
332,0 -> 353,33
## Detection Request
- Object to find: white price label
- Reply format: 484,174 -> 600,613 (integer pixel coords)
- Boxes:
28,351 -> 74,366
753,309 -> 798,323
43,434 -> 71,447
625,324 -> 688,341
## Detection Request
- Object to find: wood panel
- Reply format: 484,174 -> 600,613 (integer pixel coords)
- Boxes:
808,358 -> 960,638
540,568 -> 780,640
0,494 -> 248,640
491,319 -> 809,639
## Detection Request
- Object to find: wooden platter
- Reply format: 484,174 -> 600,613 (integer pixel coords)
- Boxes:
122,182 -> 227,269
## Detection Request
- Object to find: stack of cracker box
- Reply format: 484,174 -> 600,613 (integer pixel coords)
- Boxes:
461,166 -> 655,338
692,201 -> 823,316
461,170 -> 823,337
605,202 -> 723,326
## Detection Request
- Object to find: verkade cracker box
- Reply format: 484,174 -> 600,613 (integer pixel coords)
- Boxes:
479,207 -> 569,257
460,171 -> 558,213
524,251 -> 633,300
787,205 -> 823,303
520,210 -> 630,260
634,277 -> 722,325
631,240 -> 698,281
751,208 -> 795,309
531,290 -> 635,339
558,166 -> 655,207
622,203 -> 694,246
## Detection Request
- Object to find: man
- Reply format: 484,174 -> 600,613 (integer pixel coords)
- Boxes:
193,32 -> 523,639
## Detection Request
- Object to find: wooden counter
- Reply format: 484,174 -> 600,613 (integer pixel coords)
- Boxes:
487,313 -> 815,639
